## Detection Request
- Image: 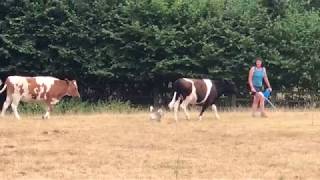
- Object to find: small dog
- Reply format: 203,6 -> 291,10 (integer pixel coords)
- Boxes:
149,106 -> 164,122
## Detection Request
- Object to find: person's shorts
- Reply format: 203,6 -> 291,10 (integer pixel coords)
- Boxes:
253,86 -> 263,92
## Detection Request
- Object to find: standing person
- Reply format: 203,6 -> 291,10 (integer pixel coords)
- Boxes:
248,57 -> 272,117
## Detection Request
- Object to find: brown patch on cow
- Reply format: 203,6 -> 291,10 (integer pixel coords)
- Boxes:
193,79 -> 207,103
26,78 -> 40,99
4,79 -> 15,96
19,85 -> 24,95
45,80 -> 80,103
174,79 -> 193,100
206,84 -> 218,104
44,80 -> 69,104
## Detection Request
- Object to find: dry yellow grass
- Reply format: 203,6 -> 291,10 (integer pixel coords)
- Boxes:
1,110 -> 320,179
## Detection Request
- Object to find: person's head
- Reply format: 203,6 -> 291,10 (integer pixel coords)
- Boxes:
255,57 -> 263,68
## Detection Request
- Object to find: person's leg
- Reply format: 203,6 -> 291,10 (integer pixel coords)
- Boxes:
252,95 -> 259,117
258,92 -> 267,117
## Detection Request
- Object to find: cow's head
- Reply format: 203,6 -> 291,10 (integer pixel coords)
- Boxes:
66,79 -> 80,98
222,79 -> 237,95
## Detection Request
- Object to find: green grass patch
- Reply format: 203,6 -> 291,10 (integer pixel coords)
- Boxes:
17,99 -> 139,115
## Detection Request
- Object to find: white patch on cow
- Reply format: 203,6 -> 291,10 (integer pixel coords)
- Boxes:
1,76 -> 28,119
36,85 -> 45,100
33,88 -> 38,94
212,104 -> 220,119
183,78 -> 197,104
177,78 -> 198,120
180,99 -> 191,120
73,81 -> 78,89
8,76 -> 29,97
168,92 -> 177,110
11,99 -> 21,120
50,98 -> 59,105
199,79 -> 212,104
173,97 -> 181,122
35,76 -> 58,92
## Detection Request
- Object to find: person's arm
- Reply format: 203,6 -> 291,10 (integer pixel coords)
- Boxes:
248,67 -> 256,92
263,68 -> 272,91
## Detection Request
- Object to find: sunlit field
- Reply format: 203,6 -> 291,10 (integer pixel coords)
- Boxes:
1,110 -> 320,179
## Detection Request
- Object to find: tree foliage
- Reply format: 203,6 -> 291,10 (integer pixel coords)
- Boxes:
0,0 -> 319,102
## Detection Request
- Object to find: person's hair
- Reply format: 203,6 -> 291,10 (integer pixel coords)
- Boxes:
255,57 -> 263,61
255,57 -> 263,67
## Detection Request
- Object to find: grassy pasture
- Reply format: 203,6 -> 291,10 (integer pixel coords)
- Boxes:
0,110 -> 320,179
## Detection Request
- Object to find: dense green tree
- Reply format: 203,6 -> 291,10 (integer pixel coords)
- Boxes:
0,0 -> 319,103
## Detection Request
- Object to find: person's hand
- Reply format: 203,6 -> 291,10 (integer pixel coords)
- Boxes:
251,87 -> 256,93
267,87 -> 272,92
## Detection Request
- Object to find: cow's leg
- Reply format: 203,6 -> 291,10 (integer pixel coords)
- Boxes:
212,104 -> 220,119
43,101 -> 54,119
11,97 -> 21,120
173,98 -> 180,122
1,96 -> 13,117
180,99 -> 190,120
42,105 -> 52,119
199,104 -> 209,121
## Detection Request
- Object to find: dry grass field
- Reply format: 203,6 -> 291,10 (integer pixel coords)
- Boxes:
1,110 -> 320,179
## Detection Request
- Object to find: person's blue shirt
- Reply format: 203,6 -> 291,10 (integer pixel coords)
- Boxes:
252,67 -> 265,87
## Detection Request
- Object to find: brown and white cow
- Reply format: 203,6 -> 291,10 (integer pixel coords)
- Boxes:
0,76 -> 80,119
168,78 -> 237,122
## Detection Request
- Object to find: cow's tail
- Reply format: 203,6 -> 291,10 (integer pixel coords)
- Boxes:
0,80 -> 7,94
0,84 -> 7,94
168,91 -> 179,110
